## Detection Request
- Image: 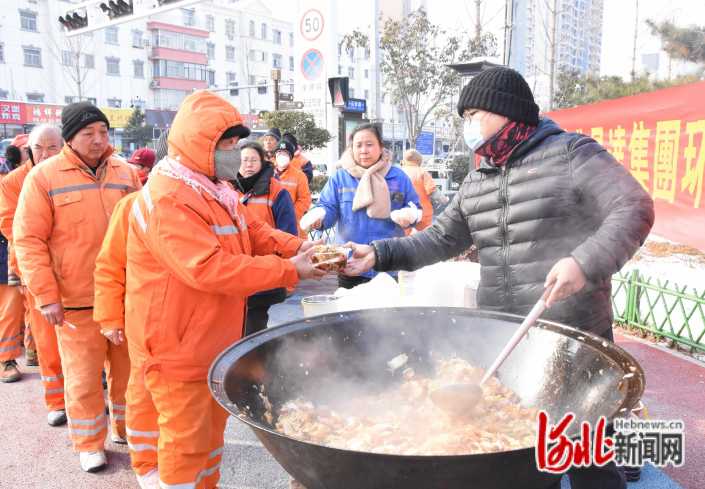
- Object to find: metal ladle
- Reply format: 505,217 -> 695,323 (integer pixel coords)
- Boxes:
430,293 -> 549,415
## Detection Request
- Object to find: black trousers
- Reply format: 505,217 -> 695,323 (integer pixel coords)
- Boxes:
244,305 -> 271,336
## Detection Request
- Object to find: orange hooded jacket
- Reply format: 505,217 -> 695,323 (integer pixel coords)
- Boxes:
93,192 -> 138,332
125,91 -> 302,382
0,161 -> 33,275
13,145 -> 141,308
402,165 -> 437,231
274,164 -> 311,238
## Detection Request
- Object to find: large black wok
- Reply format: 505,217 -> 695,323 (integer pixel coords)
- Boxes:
209,307 -> 644,489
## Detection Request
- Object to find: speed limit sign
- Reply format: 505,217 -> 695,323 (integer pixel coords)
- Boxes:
300,8 -> 324,42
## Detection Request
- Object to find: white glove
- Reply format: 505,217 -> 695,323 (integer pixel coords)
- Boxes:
300,207 -> 326,231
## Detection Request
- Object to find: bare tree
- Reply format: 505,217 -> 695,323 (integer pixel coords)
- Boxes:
49,32 -> 92,100
631,0 -> 639,80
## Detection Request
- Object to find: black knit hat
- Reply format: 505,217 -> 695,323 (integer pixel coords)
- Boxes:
456,67 -> 539,125
263,127 -> 281,141
61,102 -> 110,141
275,140 -> 295,158
282,132 -> 298,148
220,124 -> 251,140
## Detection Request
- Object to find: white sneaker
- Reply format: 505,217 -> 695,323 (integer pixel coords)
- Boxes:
110,433 -> 127,444
47,409 -> 67,426
136,469 -> 159,489
79,450 -> 107,473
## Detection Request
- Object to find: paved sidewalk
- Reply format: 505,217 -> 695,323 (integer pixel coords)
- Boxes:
1,276 -> 701,488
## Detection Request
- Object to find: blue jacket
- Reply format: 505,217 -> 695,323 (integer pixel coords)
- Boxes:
316,166 -> 420,279
0,234 -> 8,284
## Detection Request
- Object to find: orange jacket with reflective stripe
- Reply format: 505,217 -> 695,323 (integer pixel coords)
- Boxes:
238,177 -> 287,228
13,145 -> 141,308
93,192 -> 138,332
0,161 -> 32,276
274,164 -> 311,237
125,91 -> 302,382
402,165 -> 436,231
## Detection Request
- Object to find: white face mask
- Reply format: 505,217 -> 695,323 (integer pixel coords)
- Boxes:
275,153 -> 290,171
463,118 -> 485,151
214,149 -> 241,181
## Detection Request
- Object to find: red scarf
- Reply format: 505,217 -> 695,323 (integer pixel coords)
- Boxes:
475,121 -> 537,166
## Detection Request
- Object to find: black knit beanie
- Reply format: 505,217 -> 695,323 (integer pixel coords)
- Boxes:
275,140 -> 295,159
61,102 -> 110,141
456,67 -> 539,125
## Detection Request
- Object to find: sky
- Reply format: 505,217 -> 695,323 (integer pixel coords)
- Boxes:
266,0 -> 705,79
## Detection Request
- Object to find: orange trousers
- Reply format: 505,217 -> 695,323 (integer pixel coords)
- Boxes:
126,348 -> 228,488
56,309 -> 130,451
0,284 -> 24,362
25,291 -> 65,411
22,294 -> 35,352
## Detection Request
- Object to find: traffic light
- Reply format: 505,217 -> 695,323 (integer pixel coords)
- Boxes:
328,77 -> 350,108
100,1 -> 134,19
59,11 -> 88,31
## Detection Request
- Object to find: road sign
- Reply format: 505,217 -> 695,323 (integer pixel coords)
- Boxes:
301,49 -> 324,81
344,98 -> 366,113
415,131 -> 434,156
279,101 -> 305,110
300,8 -> 325,41
278,93 -> 294,102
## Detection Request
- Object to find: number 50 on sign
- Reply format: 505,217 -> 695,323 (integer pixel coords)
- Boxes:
300,9 -> 324,41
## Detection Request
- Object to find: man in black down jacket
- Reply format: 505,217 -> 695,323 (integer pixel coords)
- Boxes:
346,67 -> 654,489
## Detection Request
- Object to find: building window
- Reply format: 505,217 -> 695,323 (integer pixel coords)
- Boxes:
272,53 -> 282,69
207,42 -> 215,59
20,10 -> 38,32
225,19 -> 235,40
132,30 -> 143,48
289,56 -> 294,71
62,50 -> 77,67
84,54 -> 95,69
182,8 -> 195,27
107,98 -> 122,108
23,47 -> 42,67
289,32 -> 294,47
261,23 -> 267,40
273,29 -> 282,44
105,27 -> 119,45
206,15 -> 215,32
26,92 -> 44,102
348,67 -> 354,79
364,89 -> 369,100
337,65 -> 342,75
106,57 -> 120,76
226,46 -> 236,62
249,20 -> 255,37
226,71 -> 237,86
349,88 -> 355,98
0,43 -> 4,63
364,48 -> 370,59
207,69 -> 216,87
133,60 -> 144,78
364,69 -> 369,79
0,89 -> 9,100
152,60 -> 206,81
261,51 -> 268,63
248,49 -> 256,61
258,81 -> 267,95
248,75 -> 256,85
229,82 -> 239,96
154,30 -> 206,53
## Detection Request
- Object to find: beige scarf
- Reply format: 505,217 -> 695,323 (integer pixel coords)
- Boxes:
340,149 -> 392,219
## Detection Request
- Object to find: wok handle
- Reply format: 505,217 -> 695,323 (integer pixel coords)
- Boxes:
479,298 -> 547,385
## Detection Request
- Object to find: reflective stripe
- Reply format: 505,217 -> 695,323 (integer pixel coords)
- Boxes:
41,374 -> 64,382
113,414 -> 126,420
279,180 -> 297,188
105,183 -> 133,192
132,200 -> 147,232
46,387 -> 65,395
211,225 -> 238,235
68,413 -> 105,426
110,402 -> 126,410
0,333 -> 21,343
126,427 -> 159,438
69,424 -> 107,437
0,344 -> 21,352
159,464 -> 220,489
209,447 -> 223,459
339,187 -> 356,193
142,185 -> 154,212
128,441 -> 157,452
48,183 -> 99,197
247,197 -> 272,206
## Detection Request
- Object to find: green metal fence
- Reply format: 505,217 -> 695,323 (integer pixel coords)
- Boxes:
612,270 -> 705,354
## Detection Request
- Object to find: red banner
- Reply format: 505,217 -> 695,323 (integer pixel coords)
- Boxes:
546,81 -> 705,251
0,102 -> 24,125
23,103 -> 63,125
